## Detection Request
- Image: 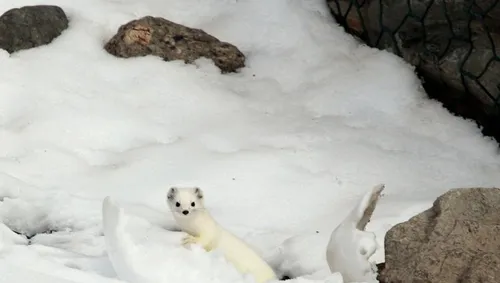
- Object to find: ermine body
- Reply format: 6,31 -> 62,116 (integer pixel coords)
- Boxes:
166,187 -> 277,283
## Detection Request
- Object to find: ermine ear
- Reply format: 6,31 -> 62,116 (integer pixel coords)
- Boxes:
167,187 -> 177,200
194,187 -> 203,199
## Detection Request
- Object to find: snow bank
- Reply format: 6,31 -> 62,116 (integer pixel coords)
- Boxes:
101,196 -> 345,283
0,0 -> 499,282
326,184 -> 384,282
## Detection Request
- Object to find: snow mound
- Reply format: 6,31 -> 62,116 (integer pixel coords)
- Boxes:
326,184 -> 384,282
101,196 -> 348,283
0,191 -> 101,239
102,196 -> 255,283
0,262 -> 81,283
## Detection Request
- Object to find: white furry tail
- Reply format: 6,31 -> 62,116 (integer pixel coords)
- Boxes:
325,183 -> 385,283
102,196 -> 153,283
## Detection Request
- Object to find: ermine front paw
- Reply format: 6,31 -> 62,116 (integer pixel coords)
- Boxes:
181,234 -> 197,248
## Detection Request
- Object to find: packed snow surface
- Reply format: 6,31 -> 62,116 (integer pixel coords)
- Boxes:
1,0 -> 500,282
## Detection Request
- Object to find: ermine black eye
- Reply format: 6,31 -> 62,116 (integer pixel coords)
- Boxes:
191,202 -> 195,207
175,202 -> 180,207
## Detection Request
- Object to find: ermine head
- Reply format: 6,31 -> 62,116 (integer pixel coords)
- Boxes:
166,186 -> 205,217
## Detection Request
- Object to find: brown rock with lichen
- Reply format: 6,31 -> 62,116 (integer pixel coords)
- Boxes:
104,16 -> 245,73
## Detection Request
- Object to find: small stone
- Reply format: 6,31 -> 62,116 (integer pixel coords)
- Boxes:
104,16 -> 245,73
0,5 -> 69,53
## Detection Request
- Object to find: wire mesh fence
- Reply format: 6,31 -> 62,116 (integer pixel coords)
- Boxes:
326,0 -> 500,143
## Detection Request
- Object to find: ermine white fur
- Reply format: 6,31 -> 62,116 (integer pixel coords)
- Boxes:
166,187 -> 277,283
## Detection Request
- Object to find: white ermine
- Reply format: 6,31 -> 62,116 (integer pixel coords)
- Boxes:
166,186 -> 277,283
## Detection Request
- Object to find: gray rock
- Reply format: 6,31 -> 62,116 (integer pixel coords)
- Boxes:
379,187 -> 500,283
0,5 -> 69,53
104,16 -> 245,73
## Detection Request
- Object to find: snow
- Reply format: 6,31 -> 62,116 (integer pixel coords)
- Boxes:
0,0 -> 499,282
326,184 -> 384,282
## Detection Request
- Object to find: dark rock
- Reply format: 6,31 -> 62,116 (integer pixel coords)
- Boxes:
279,275 -> 291,280
0,5 -> 69,53
379,187 -> 500,283
104,16 -> 245,73
326,0 -> 500,144
376,262 -> 385,283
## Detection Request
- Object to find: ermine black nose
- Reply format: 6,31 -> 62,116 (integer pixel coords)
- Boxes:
182,210 -> 189,215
